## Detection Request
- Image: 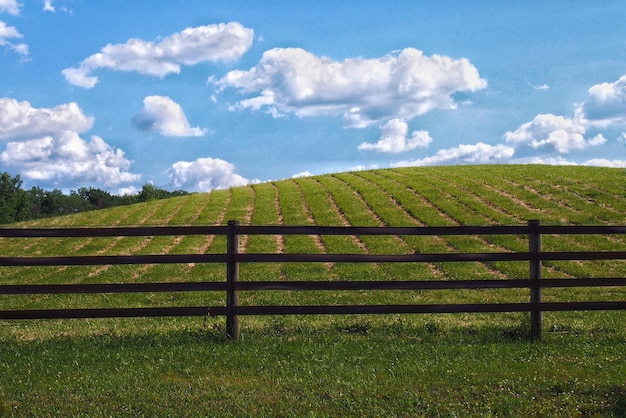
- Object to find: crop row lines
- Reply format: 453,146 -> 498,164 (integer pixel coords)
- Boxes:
376,170 -> 608,280
388,168 -> 626,280
338,171 -> 513,281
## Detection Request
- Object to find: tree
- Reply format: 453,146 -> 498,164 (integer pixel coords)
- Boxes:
1,175 -> 191,223
77,187 -> 115,210
38,189 -> 66,217
137,183 -> 189,202
28,186 -> 46,218
0,172 -> 32,224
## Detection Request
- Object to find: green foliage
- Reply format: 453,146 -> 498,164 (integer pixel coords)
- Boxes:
137,183 -> 188,202
0,172 -> 30,223
0,172 -> 190,224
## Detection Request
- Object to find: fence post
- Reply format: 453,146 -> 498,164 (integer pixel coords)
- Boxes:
528,219 -> 542,340
226,220 -> 240,341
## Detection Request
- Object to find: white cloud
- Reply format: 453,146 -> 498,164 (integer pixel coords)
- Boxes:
529,83 -> 549,90
0,98 -> 139,188
41,0 -> 71,13
61,67 -> 98,89
1,133 -> 140,187
132,96 -> 206,137
63,22 -> 254,88
522,156 -> 577,166
42,0 -> 54,12
582,158 -> 626,168
216,47 -> 486,128
358,118 -> 432,153
0,20 -> 27,55
394,142 -> 514,167
0,0 -> 20,15
291,171 -> 313,178
0,98 -> 93,140
503,113 -> 606,154
587,135 -> 608,146
168,157 -> 252,192
401,75 -> 626,170
581,75 -> 626,125
117,185 -> 139,196
500,75 -> 626,161
521,157 -> 626,168
350,164 -> 379,172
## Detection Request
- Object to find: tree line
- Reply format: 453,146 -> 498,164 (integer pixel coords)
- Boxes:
0,172 -> 189,224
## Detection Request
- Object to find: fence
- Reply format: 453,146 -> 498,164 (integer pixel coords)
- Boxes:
1,220 -> 625,340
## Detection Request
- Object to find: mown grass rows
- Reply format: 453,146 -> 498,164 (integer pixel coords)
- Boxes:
322,172 -> 528,305
412,167 -> 626,304
1,193 -> 227,308
1,165 -> 625,310
374,167 -> 626,303
410,167 -> 626,283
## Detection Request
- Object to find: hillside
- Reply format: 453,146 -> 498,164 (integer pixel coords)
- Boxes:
15,165 -> 626,229
3,164 -> 626,291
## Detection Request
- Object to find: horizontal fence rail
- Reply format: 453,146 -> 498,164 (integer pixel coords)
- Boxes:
1,220 -> 626,340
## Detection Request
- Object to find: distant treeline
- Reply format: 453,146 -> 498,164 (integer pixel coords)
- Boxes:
0,172 -> 190,224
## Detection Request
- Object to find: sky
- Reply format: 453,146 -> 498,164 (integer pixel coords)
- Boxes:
1,1 -> 626,194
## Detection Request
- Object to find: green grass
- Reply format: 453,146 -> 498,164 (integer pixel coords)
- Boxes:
0,316 -> 624,417
1,165 -> 625,416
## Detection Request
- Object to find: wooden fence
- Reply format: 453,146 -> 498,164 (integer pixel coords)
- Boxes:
1,220 -> 625,340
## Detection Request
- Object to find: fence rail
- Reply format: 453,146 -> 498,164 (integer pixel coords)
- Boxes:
1,220 -> 626,340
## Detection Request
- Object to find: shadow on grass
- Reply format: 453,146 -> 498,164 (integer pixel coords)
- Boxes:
2,316 -> 624,417
2,312 -> 625,347
236,315 -> 626,345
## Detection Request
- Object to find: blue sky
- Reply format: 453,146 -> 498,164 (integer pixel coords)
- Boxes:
1,0 -> 626,194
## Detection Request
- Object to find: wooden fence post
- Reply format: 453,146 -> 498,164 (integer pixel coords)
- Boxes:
528,219 -> 542,340
226,220 -> 240,341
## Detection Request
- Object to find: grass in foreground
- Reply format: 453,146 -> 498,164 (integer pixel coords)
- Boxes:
0,314 -> 625,417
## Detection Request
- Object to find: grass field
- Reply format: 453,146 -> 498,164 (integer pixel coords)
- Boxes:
1,165 -> 625,416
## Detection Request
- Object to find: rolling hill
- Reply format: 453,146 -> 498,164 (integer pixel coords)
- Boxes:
14,164 -> 626,229
2,165 -> 626,417
2,164 -> 625,298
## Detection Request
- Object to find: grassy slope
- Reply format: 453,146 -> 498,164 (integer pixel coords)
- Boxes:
1,165 -> 625,417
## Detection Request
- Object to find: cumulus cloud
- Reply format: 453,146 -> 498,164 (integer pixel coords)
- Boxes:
0,98 -> 139,188
582,158 -> 626,168
0,20 -> 28,55
132,96 -> 206,137
168,157 -> 252,192
397,74 -> 626,169
358,118 -> 432,153
0,98 -> 93,140
1,133 -> 140,187
499,75 -> 626,162
63,22 -> 254,88
503,113 -> 606,154
580,75 -> 626,125
216,47 -> 486,128
0,0 -> 20,15
394,142 -> 515,167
